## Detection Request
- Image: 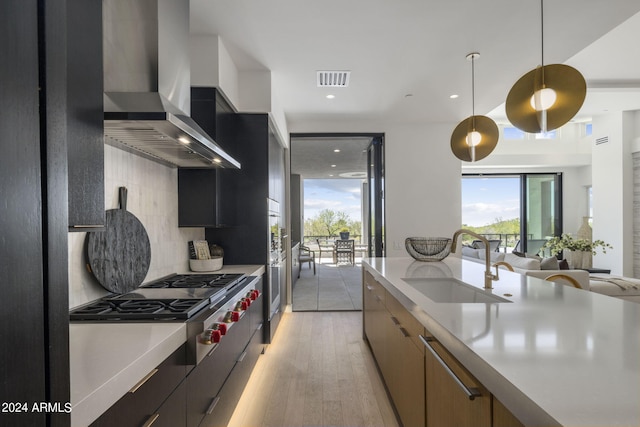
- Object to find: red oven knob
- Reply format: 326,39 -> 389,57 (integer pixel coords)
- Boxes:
200,329 -> 222,345
215,323 -> 227,335
240,300 -> 249,310
231,311 -> 241,322
252,290 -> 260,300
243,298 -> 251,307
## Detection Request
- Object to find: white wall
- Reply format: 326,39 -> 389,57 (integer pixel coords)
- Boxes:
68,145 -> 204,308
592,112 -> 635,275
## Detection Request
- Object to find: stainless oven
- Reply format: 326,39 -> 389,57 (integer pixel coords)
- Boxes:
266,198 -> 282,343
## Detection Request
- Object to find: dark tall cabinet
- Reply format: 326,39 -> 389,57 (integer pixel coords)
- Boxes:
202,114 -> 285,264
0,1 -> 70,426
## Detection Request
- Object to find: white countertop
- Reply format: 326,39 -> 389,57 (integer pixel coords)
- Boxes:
363,257 -> 640,427
69,264 -> 265,427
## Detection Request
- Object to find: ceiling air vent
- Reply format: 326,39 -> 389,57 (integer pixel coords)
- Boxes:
317,71 -> 351,87
596,136 -> 609,145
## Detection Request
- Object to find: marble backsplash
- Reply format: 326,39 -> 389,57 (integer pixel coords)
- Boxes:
68,145 -> 204,308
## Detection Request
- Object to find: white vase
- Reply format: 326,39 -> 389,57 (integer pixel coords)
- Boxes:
577,217 -> 592,241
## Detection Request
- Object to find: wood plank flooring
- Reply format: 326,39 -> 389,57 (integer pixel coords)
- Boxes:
228,311 -> 399,427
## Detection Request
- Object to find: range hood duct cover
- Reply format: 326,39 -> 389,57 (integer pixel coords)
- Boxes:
103,0 -> 239,169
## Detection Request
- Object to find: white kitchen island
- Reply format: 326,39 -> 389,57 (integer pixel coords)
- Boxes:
363,257 -> 640,427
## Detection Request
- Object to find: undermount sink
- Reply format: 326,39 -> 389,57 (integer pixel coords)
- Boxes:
402,277 -> 512,303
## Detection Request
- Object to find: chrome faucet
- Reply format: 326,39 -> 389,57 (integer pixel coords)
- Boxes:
451,229 -> 498,289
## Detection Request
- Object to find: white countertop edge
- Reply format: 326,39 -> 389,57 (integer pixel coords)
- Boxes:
70,323 -> 186,427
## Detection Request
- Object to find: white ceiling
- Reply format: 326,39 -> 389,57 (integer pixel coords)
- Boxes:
190,0 -> 640,126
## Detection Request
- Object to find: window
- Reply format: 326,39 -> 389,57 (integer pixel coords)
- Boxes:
535,130 -> 557,139
503,127 -> 525,140
462,173 -> 562,255
585,123 -> 593,136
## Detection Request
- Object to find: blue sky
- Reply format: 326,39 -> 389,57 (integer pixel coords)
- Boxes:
462,177 -> 520,226
304,179 -> 363,222
303,177 -> 520,227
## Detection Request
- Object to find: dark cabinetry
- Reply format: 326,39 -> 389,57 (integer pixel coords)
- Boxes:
90,346 -> 188,427
187,277 -> 264,427
204,114 -> 285,265
178,168 -> 237,227
191,88 -> 237,157
67,0 -> 105,230
1,1 -> 70,426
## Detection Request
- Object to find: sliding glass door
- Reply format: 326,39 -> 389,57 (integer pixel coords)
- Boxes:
522,174 -> 562,255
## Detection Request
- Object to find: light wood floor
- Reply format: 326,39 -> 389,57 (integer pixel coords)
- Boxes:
228,311 -> 399,427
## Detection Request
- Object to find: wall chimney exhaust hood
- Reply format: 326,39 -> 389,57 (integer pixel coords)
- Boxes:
103,0 -> 240,169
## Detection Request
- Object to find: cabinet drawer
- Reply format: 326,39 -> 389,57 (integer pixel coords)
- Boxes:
90,345 -> 187,427
200,325 -> 264,427
385,291 -> 425,351
186,308 -> 252,427
423,337 -> 491,427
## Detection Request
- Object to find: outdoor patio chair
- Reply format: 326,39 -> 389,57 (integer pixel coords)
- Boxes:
334,239 -> 355,265
316,238 -> 335,263
299,245 -> 316,277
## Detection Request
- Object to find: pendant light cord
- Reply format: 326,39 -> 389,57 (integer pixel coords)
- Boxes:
540,0 -> 546,87
471,55 -> 475,117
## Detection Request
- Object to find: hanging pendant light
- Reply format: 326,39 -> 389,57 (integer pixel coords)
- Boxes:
505,0 -> 586,133
450,52 -> 499,162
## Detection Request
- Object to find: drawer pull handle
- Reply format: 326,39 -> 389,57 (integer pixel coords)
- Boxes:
129,368 -> 159,393
238,351 -> 247,363
419,335 -> 481,401
398,327 -> 410,338
366,285 -> 373,291
141,413 -> 159,427
256,323 -> 263,331
390,316 -> 400,325
206,396 -> 221,415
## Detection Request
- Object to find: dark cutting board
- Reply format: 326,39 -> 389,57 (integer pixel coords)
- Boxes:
86,187 -> 151,293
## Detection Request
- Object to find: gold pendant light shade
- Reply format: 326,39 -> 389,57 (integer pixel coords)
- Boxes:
450,115 -> 499,162
505,64 -> 586,133
450,52 -> 499,162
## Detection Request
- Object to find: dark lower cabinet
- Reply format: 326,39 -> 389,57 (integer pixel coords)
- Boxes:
90,346 -> 187,427
187,287 -> 264,427
201,325 -> 264,427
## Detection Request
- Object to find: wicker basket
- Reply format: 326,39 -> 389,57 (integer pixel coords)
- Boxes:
405,237 -> 452,261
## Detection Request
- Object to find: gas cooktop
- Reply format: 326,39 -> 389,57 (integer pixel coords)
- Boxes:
70,273 -> 246,321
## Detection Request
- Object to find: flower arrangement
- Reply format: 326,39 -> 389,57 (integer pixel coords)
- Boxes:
339,227 -> 350,233
543,233 -> 612,256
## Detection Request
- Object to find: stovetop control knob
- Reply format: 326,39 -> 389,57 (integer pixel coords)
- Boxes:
234,301 -> 244,311
200,329 -> 222,345
231,311 -> 241,322
252,290 -> 260,300
214,323 -> 227,335
243,298 -> 251,308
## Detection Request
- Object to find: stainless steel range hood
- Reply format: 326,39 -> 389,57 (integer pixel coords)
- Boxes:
103,0 -> 240,169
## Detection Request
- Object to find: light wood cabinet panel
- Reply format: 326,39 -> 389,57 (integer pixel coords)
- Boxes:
424,339 -> 491,427
492,396 -> 525,427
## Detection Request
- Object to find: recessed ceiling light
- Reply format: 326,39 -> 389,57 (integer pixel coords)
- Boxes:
326,94 -> 335,99
331,164 -> 336,168
329,174 -> 334,177
178,136 -> 190,144
334,149 -> 340,153
213,158 -> 222,164
450,94 -> 459,99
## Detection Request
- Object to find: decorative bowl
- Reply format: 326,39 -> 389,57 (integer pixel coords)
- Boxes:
189,256 -> 223,271
405,237 -> 452,261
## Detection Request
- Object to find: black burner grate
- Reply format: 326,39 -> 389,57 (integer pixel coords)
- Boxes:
70,298 -> 210,321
